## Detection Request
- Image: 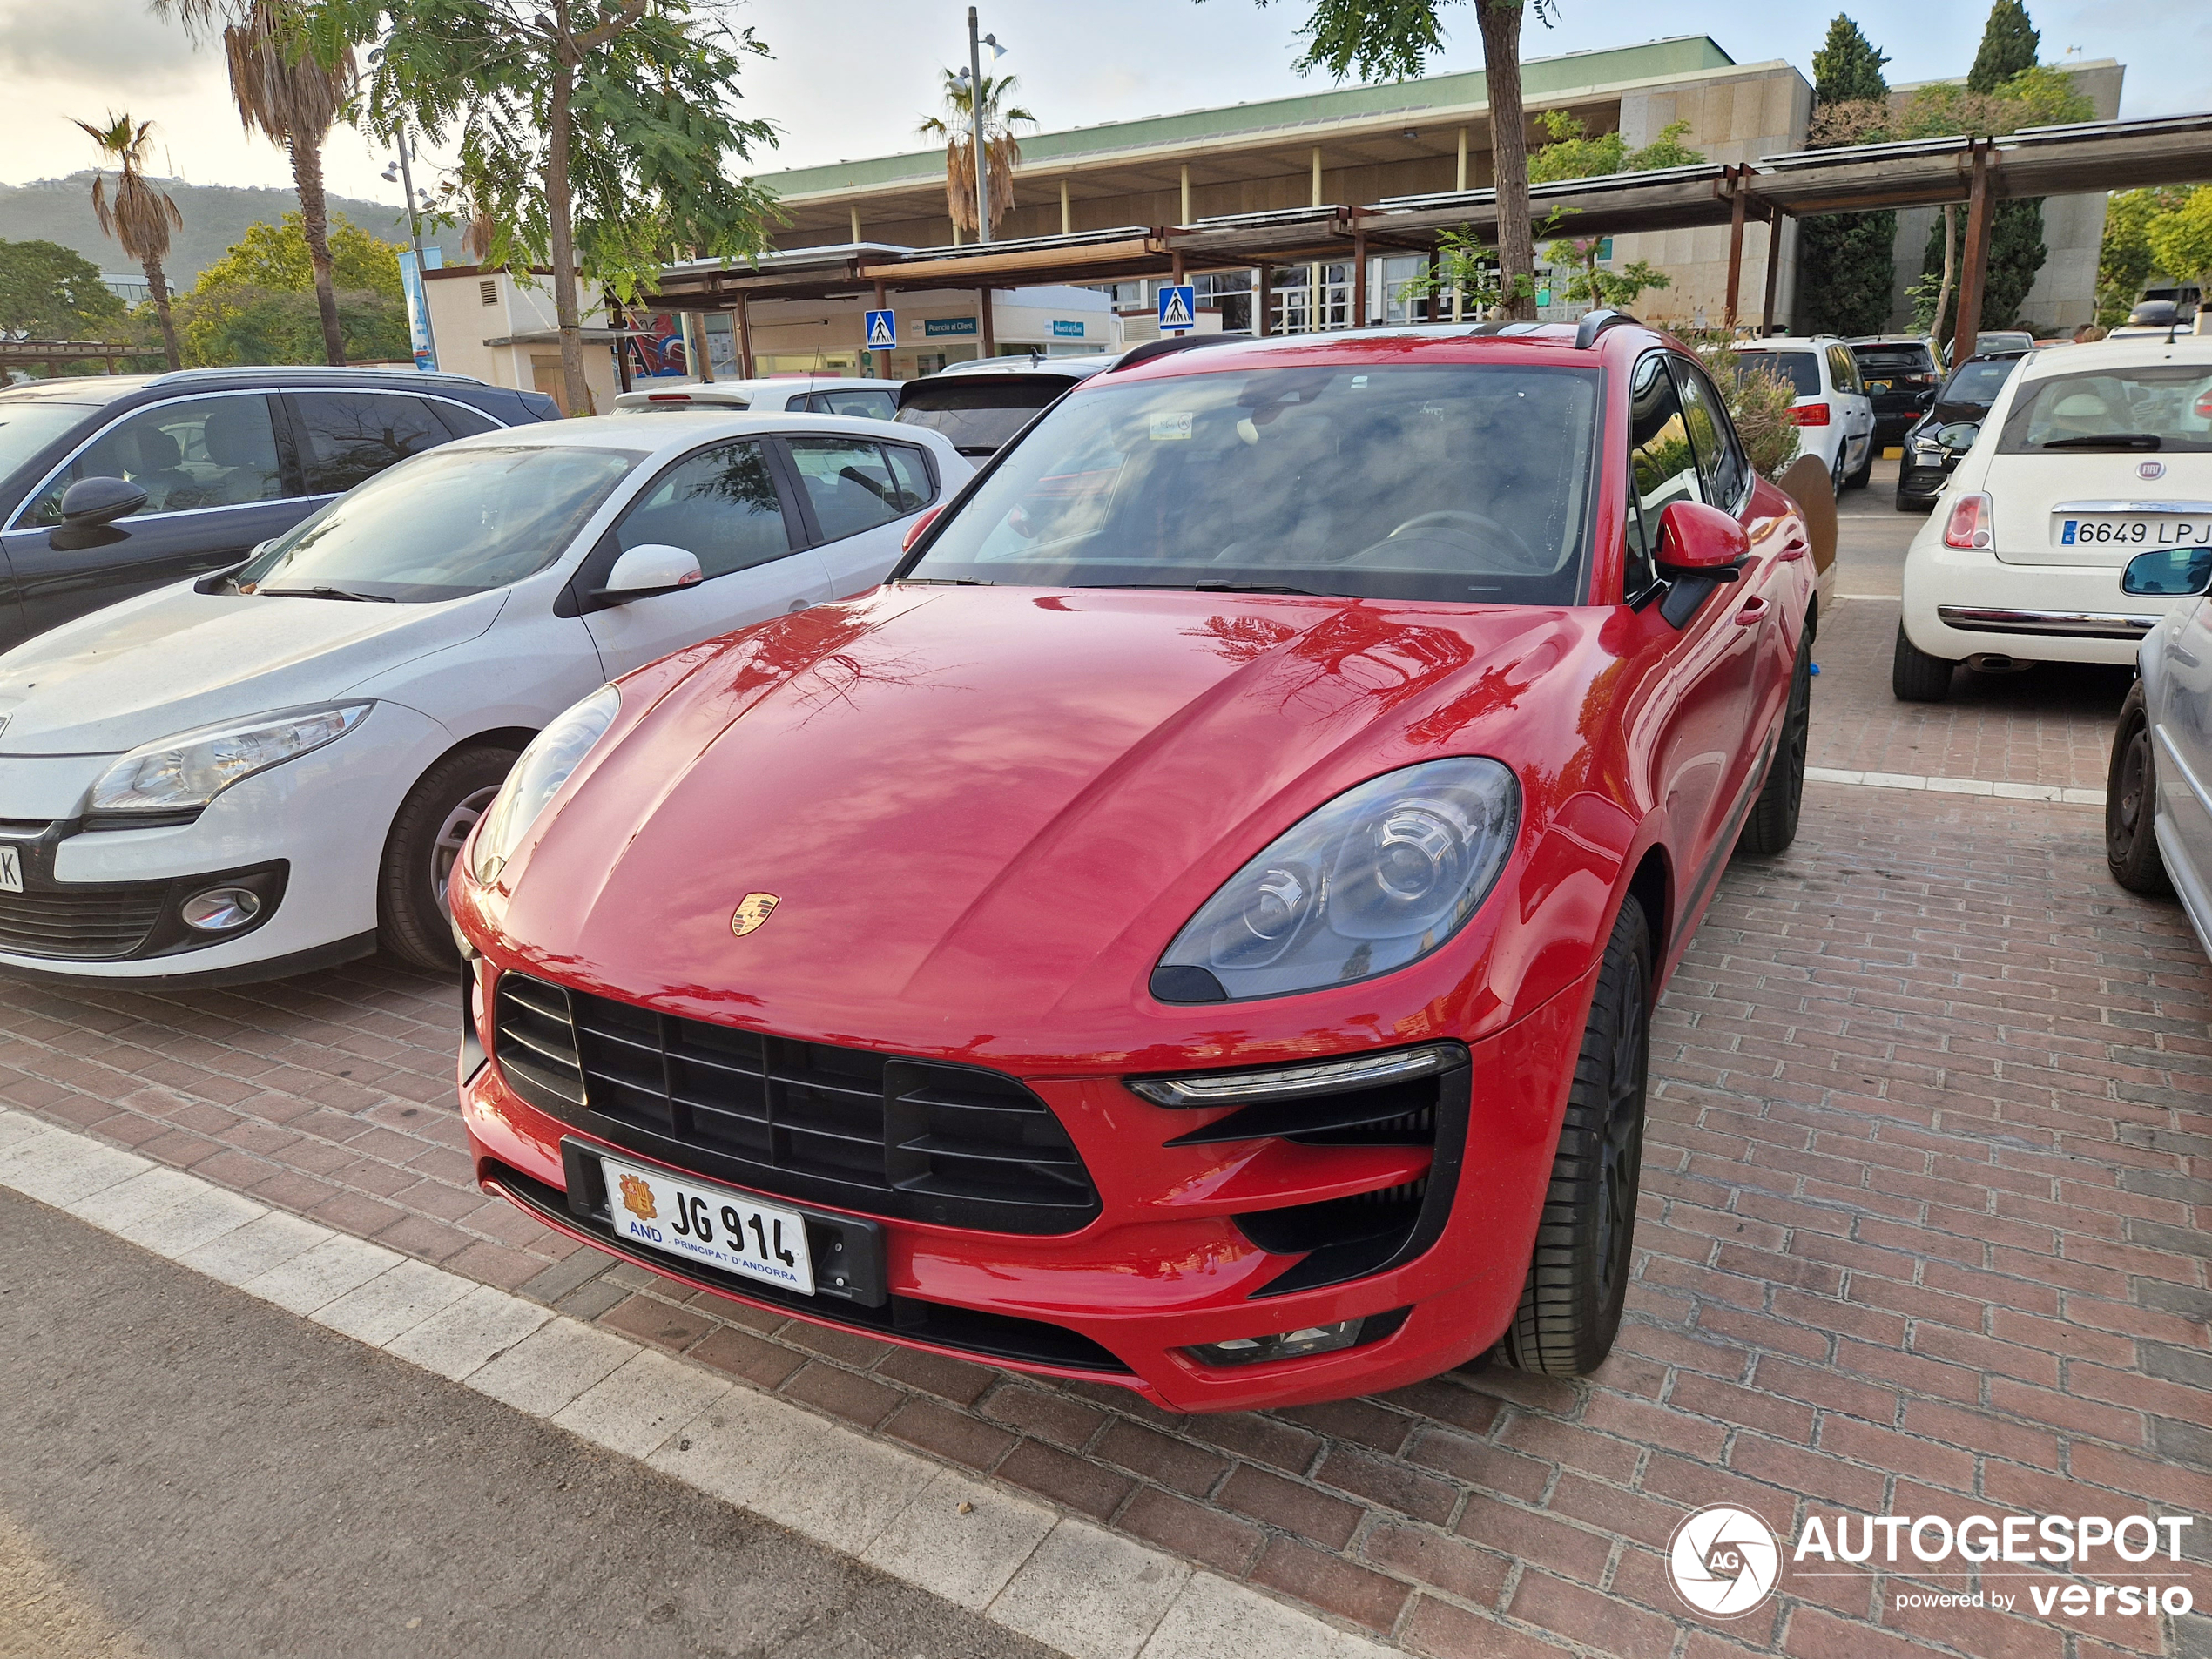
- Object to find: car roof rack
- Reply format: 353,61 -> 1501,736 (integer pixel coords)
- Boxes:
1574,309 -> 1642,349
143,364 -> 490,390
1109,332 -> 1253,373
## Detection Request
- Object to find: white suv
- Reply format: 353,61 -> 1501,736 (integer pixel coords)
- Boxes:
1730,336 -> 1878,493
1894,335 -> 2212,700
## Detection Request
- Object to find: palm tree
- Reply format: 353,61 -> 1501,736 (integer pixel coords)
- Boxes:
153,0 -> 356,366
919,71 -> 1035,240
72,113 -> 185,370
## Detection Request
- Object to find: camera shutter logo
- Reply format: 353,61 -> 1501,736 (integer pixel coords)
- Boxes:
1669,1505 -> 1781,1617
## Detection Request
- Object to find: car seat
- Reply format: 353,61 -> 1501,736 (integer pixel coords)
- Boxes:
199,402 -> 281,504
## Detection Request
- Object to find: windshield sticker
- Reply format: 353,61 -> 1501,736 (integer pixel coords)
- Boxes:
1150,412 -> 1194,441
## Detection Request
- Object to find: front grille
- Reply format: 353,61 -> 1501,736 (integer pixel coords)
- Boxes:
0,882 -> 166,960
492,972 -> 1100,1235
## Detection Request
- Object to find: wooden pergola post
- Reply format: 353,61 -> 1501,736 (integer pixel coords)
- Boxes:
1352,227 -> 1369,327
1256,264 -> 1271,335
692,312 -> 714,382
1760,209 -> 1784,335
1723,167 -> 1749,331
733,293 -> 754,379
978,287 -> 995,356
1953,140 -> 1995,358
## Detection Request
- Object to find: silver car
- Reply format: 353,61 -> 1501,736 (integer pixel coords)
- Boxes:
2108,540 -> 2212,949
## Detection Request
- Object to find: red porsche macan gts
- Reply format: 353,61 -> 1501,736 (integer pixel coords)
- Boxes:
450,315 -> 1817,1412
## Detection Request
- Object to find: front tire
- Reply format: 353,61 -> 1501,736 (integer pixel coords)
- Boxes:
1846,440 -> 1875,489
378,744 -> 519,972
1892,621 -> 1955,703
1740,624 -> 1811,854
1502,897 -> 1651,1378
2107,683 -> 2171,895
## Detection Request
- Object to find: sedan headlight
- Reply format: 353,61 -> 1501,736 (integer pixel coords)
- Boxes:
90,704 -> 370,817
469,685 -> 619,886
1154,758 -> 1520,1002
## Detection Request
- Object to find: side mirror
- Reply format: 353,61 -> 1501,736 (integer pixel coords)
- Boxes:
1936,423 -> 1979,453
595,543 -> 703,603
1654,500 -> 1751,583
2121,546 -> 2212,597
60,475 -> 147,525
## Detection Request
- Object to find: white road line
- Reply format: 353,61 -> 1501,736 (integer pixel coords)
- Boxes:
1804,765 -> 2104,806
0,1108 -> 1399,1659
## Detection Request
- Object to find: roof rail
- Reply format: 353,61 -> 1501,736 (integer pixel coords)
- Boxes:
1110,332 -> 1253,373
142,364 -> 489,389
1575,309 -> 1641,349
1467,320 -> 1547,336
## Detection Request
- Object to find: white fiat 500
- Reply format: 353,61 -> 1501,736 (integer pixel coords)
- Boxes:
1894,336 -> 2212,701
0,412 -> 968,984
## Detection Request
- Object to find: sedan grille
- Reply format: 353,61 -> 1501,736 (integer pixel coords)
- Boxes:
0,883 -> 166,960
492,971 -> 1099,1235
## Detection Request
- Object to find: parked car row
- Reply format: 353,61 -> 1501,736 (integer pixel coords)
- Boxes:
1,321 -> 1819,1412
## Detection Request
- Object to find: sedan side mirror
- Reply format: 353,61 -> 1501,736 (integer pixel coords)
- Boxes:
1936,423 -> 1980,453
1654,500 -> 1751,583
595,543 -> 703,602
60,475 -> 148,525
2121,546 -> 2212,597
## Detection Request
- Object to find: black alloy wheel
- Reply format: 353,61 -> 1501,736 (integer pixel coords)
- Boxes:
1740,624 -> 1811,855
1502,896 -> 1651,1377
2107,682 -> 2172,895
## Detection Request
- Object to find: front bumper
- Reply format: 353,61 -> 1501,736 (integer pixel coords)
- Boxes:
460,958 -> 1595,1413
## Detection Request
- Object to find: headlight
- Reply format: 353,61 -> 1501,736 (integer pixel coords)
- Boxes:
90,703 -> 370,817
469,685 -> 619,886
1154,757 -> 1520,1002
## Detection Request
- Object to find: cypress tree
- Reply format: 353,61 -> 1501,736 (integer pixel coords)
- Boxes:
1797,15 -> 1897,337
1967,0 -> 2039,92
1939,1 -> 2047,341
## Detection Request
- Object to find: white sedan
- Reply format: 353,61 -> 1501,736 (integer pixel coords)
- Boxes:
0,411 -> 968,983
1894,335 -> 2212,700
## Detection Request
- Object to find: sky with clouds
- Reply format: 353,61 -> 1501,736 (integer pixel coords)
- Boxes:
0,0 -> 2203,212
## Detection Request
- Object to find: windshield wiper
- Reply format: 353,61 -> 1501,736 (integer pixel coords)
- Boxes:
2042,434 -> 2161,450
1087,581 -> 1322,596
901,577 -> 994,586
257,584 -> 395,603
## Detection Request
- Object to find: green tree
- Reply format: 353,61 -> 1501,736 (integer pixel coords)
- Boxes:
2146,187 -> 2212,292
1967,0 -> 2038,92
1798,15 -> 1896,338
1526,111 -> 1702,185
153,0 -> 360,366
194,209 -> 401,295
1543,237 -> 1671,308
352,0 -> 781,416
177,211 -> 408,365
0,239 -> 128,341
71,112 -> 185,370
2095,187 -> 2188,325
917,71 -> 1035,239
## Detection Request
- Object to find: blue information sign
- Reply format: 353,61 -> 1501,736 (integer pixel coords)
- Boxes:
864,308 -> 897,351
1157,285 -> 1197,334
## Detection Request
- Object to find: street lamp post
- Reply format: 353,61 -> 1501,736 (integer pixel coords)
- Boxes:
968,8 -> 988,246
381,126 -> 439,370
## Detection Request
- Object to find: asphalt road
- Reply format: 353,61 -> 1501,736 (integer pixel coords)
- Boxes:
1834,455 -> 1923,599
0,1187 -> 1056,1659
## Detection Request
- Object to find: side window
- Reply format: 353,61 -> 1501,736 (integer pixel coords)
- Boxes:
1827,345 -> 1860,395
809,389 -> 898,421
616,440 -> 793,580
1624,354 -> 1700,595
293,392 -> 451,495
27,395 -> 283,525
433,401 -> 501,439
881,444 -> 935,512
1671,360 -> 1749,515
786,435 -> 903,542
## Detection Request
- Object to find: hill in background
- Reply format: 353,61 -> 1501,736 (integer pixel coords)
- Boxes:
0,171 -> 465,287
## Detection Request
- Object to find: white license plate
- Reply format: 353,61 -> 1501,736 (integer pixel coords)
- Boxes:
0,846 -> 19,894
600,1155 -> 815,1295
2059,516 -> 2212,549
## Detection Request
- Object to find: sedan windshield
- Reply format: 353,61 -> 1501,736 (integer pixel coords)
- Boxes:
0,400 -> 99,499
234,445 -> 639,603
1935,358 -> 2020,415
1999,364 -> 2212,454
907,363 -> 1602,605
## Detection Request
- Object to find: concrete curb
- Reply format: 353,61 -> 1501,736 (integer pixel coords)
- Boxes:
1805,765 -> 2104,806
0,1105 -> 1400,1659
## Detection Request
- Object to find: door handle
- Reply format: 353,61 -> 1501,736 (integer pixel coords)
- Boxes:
1778,540 -> 1810,563
787,598 -> 814,613
1734,597 -> 1770,626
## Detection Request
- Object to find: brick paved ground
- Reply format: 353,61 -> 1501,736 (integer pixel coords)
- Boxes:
3,603 -> 2207,1656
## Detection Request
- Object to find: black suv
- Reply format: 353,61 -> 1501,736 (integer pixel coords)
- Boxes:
1895,351 -> 2027,512
0,367 -> 557,654
1846,337 -> 1941,449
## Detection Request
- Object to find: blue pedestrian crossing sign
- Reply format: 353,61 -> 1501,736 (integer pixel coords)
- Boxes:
1157,285 -> 1197,334
865,308 -> 897,351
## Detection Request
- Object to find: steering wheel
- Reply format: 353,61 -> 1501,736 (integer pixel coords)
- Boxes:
1382,509 -> 1538,570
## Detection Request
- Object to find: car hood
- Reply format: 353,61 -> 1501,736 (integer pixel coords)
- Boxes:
502,583 -> 1608,1051
0,583 -> 505,755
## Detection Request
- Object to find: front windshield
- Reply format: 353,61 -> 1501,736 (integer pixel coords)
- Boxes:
1938,358 -> 2018,414
0,399 -> 99,499
907,362 -> 1602,605
1998,364 -> 2212,454
235,444 -> 639,603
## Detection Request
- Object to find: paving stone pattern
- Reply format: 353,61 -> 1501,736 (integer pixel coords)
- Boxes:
4,690 -> 2209,1656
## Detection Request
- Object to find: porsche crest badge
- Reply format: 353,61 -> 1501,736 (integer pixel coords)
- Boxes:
731,893 -> 780,937
617,1172 -> 657,1220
